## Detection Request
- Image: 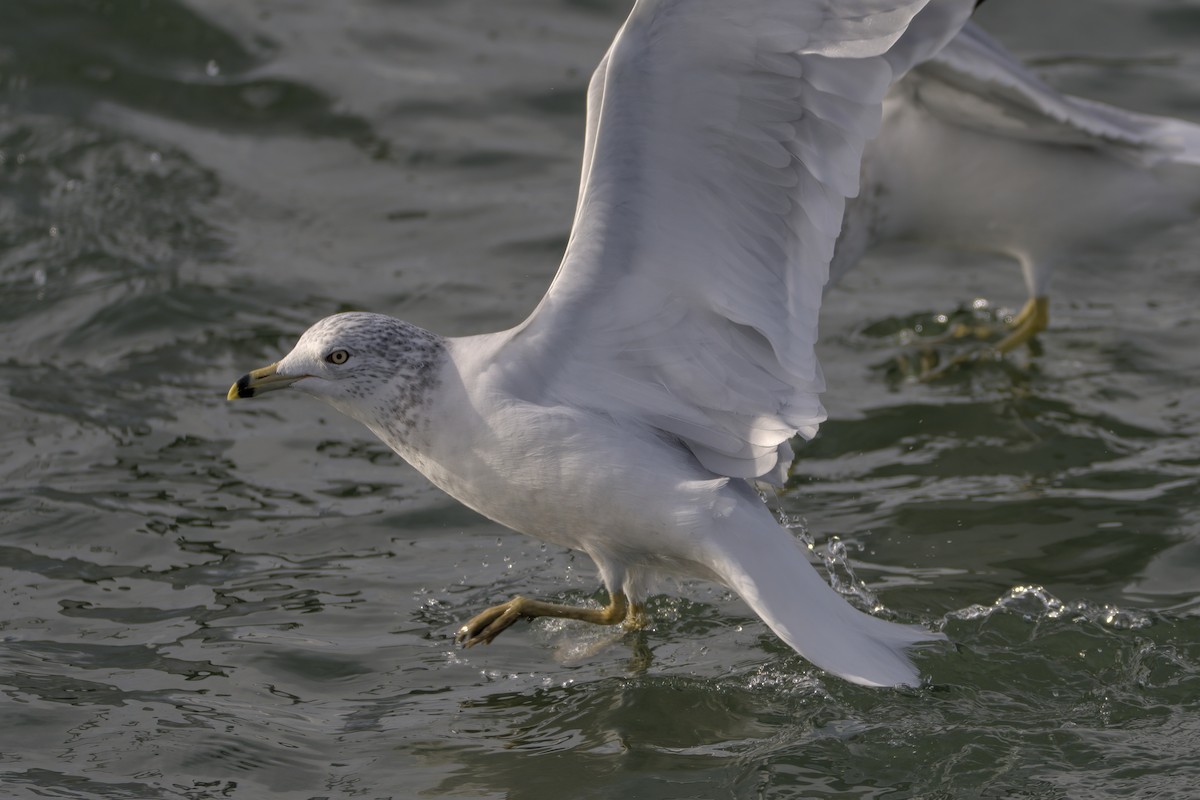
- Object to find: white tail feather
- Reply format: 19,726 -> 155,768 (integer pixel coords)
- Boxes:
706,503 -> 944,687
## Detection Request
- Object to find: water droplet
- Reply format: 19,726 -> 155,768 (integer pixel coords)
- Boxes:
205,60 -> 220,77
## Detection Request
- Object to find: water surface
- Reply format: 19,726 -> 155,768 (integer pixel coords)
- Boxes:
2,1 -> 1199,797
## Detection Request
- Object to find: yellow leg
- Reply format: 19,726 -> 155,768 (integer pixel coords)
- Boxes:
626,601 -> 649,631
456,591 -> 633,647
994,295 -> 1050,355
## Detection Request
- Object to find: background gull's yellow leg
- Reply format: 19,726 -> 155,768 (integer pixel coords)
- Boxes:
993,295 -> 1050,355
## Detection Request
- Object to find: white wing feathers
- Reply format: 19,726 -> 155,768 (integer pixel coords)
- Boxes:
504,0 -> 973,484
913,22 -> 1200,166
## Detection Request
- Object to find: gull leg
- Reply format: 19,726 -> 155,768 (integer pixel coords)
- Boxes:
456,590 -> 631,647
993,295 -> 1050,354
626,601 -> 649,631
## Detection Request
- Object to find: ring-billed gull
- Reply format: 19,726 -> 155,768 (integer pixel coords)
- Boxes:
835,20 -> 1200,365
228,0 -> 983,688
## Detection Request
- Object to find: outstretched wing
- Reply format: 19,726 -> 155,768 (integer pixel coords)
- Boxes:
909,21 -> 1200,166
500,0 -> 974,483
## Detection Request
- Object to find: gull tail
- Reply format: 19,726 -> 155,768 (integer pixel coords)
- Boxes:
705,499 -> 945,688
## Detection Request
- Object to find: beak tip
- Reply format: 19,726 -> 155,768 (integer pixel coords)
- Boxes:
227,362 -> 290,401
227,374 -> 254,401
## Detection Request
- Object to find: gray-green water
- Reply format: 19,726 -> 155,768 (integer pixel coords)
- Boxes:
3,1 -> 1199,797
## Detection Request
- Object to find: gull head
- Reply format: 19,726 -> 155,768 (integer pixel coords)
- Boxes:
227,312 -> 446,428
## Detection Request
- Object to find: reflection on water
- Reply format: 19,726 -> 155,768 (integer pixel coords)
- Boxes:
1,0 -> 1199,797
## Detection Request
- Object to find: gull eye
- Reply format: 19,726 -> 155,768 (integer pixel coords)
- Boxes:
326,349 -> 350,365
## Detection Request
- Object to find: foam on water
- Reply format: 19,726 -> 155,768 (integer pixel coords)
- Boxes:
950,583 -> 1154,630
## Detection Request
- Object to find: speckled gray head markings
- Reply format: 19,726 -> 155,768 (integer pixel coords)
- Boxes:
306,312 -> 446,436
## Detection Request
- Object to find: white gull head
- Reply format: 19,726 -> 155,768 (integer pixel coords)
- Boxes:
230,312 -> 446,436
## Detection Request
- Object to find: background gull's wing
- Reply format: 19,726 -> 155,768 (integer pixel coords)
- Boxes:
908,21 -> 1200,165
500,0 -> 974,483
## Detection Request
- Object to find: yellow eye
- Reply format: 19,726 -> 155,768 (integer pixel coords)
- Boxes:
326,349 -> 350,365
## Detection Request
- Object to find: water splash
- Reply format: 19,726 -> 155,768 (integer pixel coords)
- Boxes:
778,511 -> 884,614
949,584 -> 1153,630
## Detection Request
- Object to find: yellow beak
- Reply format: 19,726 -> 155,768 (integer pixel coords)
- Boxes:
227,362 -> 302,400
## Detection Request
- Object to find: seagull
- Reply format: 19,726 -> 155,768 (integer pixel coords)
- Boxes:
228,0 -> 982,688
834,20 -> 1200,360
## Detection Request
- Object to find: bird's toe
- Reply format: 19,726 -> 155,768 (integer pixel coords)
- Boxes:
456,597 -> 528,647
